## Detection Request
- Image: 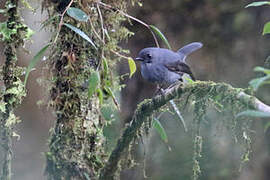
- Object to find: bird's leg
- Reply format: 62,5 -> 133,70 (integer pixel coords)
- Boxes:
156,84 -> 188,132
164,81 -> 183,94
153,84 -> 163,96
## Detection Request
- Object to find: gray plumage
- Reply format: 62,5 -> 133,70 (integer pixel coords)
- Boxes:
135,42 -> 202,86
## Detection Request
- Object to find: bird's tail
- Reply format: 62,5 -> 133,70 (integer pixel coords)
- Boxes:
177,42 -> 203,62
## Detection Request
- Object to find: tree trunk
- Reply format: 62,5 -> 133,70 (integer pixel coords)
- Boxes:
43,0 -> 134,179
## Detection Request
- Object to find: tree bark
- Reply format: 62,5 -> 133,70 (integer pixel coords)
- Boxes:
1,0 -> 27,179
43,0 -> 134,179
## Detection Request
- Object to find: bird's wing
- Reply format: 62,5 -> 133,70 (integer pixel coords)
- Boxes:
177,42 -> 203,62
165,61 -> 196,80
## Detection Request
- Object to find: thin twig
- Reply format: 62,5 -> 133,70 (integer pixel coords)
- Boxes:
96,3 -> 106,70
98,1 -> 160,47
89,16 -> 130,60
53,0 -> 74,43
97,4 -> 105,43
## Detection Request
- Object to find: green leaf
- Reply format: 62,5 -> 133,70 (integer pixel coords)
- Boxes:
128,57 -> 136,78
249,75 -> 270,91
67,7 -> 89,22
153,118 -> 168,143
83,172 -> 91,180
104,87 -> 120,110
0,102 -> 6,113
64,23 -> 97,49
245,1 -> 270,8
236,110 -> 270,118
24,43 -> 51,85
264,121 -> 270,132
88,71 -> 100,98
40,15 -> 59,31
254,66 -> 270,74
149,25 -> 172,49
97,88 -> 103,105
182,74 -> 194,84
103,58 -> 109,75
263,21 -> 270,35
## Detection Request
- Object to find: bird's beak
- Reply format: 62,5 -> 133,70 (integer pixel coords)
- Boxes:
135,57 -> 144,61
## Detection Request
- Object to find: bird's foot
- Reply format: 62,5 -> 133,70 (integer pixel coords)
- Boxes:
153,84 -> 164,96
163,81 -> 183,94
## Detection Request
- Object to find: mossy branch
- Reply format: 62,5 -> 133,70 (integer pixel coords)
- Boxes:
99,81 -> 270,180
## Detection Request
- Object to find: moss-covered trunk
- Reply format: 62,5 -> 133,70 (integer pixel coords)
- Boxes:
43,0 -> 134,179
0,0 -> 28,179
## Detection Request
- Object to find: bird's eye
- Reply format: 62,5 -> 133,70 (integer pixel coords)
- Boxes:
147,53 -> 152,58
146,53 -> 152,63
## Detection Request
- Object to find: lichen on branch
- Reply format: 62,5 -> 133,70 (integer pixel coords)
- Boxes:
100,81 -> 270,180
0,0 -> 29,179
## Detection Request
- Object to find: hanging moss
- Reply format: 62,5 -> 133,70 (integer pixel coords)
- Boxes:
100,80 -> 258,179
182,81 -> 254,180
192,95 -> 207,180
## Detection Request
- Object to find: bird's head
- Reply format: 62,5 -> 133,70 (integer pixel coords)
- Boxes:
135,48 -> 157,64
135,47 -> 180,65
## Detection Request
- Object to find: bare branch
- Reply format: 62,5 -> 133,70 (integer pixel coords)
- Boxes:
237,92 -> 270,113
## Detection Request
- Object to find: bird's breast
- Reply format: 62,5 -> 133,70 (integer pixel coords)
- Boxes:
140,63 -> 166,83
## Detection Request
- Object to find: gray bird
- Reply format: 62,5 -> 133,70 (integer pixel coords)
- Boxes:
135,42 -> 203,86
135,42 -> 203,132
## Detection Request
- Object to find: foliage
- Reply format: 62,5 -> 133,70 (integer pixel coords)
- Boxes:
149,25 -> 171,49
245,1 -> 270,8
24,44 -> 51,85
153,117 -> 168,143
263,21 -> 270,35
88,70 -> 100,98
63,23 -> 97,49
66,7 -> 89,22
238,2 -> 270,120
236,110 -> 270,118
128,57 -> 136,78
249,67 -> 270,91
40,0 -> 140,179
1,0 -> 270,180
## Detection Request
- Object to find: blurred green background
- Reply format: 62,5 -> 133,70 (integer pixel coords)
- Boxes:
1,0 -> 270,179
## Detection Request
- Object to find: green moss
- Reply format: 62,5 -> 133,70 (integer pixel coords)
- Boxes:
0,22 -> 17,41
0,1 -> 29,179
0,20 -> 33,44
41,0 -> 138,179
174,81 -> 254,180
